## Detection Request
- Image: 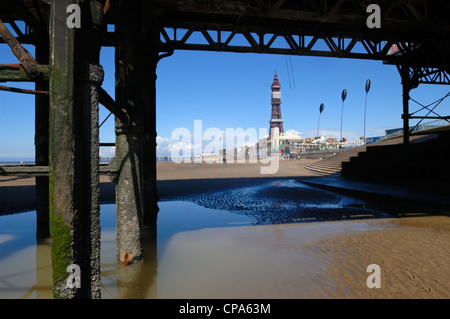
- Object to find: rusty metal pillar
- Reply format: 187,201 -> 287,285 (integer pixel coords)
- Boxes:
112,0 -> 159,265
401,65 -> 411,144
49,0 -> 103,298
141,19 -> 160,231
35,32 -> 50,241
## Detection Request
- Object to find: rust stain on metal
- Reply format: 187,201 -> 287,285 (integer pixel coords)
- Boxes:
104,0 -> 111,14
0,84 -> 49,95
0,64 -> 49,82
120,251 -> 133,265
0,64 -> 21,70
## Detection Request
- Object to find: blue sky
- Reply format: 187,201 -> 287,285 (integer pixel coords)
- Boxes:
1,27 -> 450,160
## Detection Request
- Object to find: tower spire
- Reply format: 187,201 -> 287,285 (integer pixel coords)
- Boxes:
272,70 -> 280,89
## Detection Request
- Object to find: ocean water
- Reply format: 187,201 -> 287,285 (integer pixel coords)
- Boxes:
0,161 -> 35,166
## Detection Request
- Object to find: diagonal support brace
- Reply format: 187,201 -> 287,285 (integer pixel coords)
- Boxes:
0,18 -> 44,79
99,87 -> 130,124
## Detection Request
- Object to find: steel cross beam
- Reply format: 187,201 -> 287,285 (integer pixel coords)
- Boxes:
150,0 -> 450,70
397,63 -> 450,144
151,0 -> 450,30
0,0 -> 49,45
159,26 -> 424,63
408,68 -> 450,86
2,0 -> 450,71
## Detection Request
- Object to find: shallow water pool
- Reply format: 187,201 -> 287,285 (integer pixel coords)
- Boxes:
0,180 -> 397,298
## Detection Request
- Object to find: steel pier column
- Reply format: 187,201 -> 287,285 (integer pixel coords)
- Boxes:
113,0 -> 159,265
400,65 -> 411,144
35,33 -> 50,241
49,0 -> 103,298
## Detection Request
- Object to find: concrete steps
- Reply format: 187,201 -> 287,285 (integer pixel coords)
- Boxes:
304,132 -> 445,177
305,160 -> 343,176
304,143 -> 368,176
342,131 -> 450,183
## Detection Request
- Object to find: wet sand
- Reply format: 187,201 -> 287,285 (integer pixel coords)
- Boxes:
1,160 -> 450,299
307,216 -> 450,299
156,216 -> 450,299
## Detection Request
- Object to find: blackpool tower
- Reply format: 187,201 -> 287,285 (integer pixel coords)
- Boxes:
269,70 -> 284,136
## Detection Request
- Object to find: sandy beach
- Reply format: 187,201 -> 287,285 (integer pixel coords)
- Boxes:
1,159 -> 449,299
156,159 -> 318,180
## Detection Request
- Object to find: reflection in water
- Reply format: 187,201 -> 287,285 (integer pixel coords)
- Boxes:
34,238 -> 52,299
156,221 -> 376,298
0,201 -> 384,299
115,226 -> 158,299
100,201 -> 253,299
2,179 -> 446,298
0,201 -> 263,298
98,205 -> 158,299
0,212 -> 52,299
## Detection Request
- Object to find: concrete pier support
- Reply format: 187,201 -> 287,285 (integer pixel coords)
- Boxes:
113,0 -> 159,265
49,0 -> 103,298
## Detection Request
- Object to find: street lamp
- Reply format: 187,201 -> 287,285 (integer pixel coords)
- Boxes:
340,89 -> 347,142
317,103 -> 324,138
364,79 -> 371,144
